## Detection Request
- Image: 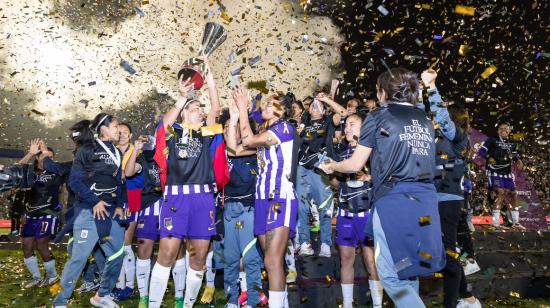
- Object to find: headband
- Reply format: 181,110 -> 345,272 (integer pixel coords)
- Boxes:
95,115 -> 110,132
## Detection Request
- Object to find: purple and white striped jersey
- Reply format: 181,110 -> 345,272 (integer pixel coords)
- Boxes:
256,120 -> 296,200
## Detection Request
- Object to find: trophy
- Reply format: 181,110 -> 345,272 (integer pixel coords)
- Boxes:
177,22 -> 227,90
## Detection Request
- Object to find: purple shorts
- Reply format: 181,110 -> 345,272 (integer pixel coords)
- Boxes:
159,185 -> 216,240
122,202 -> 138,223
136,200 -> 161,241
335,209 -> 373,247
488,172 -> 515,190
21,214 -> 59,239
254,198 -> 298,237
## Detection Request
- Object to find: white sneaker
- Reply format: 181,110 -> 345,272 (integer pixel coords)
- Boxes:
22,278 -> 42,289
90,294 -> 119,308
463,259 -> 481,276
457,297 -> 482,308
298,242 -> 314,256
318,243 -> 331,258
39,275 -> 59,287
225,304 -> 239,308
76,281 -> 100,293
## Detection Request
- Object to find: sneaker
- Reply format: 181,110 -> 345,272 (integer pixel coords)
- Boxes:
319,243 -> 331,258
200,285 -> 215,304
76,281 -> 100,293
23,278 -> 42,289
463,259 -> 481,276
115,286 -> 133,301
298,242 -> 314,256
238,291 -> 248,306
90,293 -> 119,308
258,292 -> 268,306
511,223 -> 526,230
286,268 -> 297,283
174,297 -> 183,308
225,304 -> 239,308
457,297 -> 482,308
138,296 -> 149,308
39,275 -> 59,287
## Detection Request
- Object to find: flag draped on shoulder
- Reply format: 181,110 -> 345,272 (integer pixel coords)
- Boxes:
202,124 -> 230,189
154,121 -> 170,191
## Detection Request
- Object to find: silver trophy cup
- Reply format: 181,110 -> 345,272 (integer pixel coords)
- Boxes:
177,22 -> 227,90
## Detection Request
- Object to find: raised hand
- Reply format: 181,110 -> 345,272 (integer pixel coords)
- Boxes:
421,69 -> 437,89
231,87 -> 250,111
315,92 -> 329,102
29,138 -> 41,155
134,135 -> 147,151
178,77 -> 194,98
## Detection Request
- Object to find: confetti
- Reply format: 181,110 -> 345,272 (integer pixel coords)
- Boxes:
455,5 -> 476,16
377,5 -> 389,16
480,65 -> 498,79
419,251 -> 433,260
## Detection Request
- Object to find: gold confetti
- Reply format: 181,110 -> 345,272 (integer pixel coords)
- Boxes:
458,44 -> 470,56
446,249 -> 460,259
480,65 -> 497,79
220,11 -> 233,23
49,282 -> 62,296
419,216 -> 432,225
235,221 -> 244,229
419,251 -> 433,260
455,5 -> 476,16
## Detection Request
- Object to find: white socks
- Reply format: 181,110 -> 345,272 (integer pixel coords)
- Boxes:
511,210 -> 520,224
24,255 -> 42,280
172,257 -> 187,299
369,279 -> 384,307
44,259 -> 57,278
184,267 -> 205,307
205,251 -> 215,287
268,291 -> 286,308
492,210 -> 501,226
123,245 -> 136,289
148,263 -> 171,308
239,271 -> 247,292
341,283 -> 353,308
136,258 -> 151,297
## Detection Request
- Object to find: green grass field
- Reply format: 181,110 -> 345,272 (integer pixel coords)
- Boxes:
0,249 -> 548,307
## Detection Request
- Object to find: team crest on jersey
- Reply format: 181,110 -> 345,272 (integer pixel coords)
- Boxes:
80,229 -> 88,239
164,217 -> 173,230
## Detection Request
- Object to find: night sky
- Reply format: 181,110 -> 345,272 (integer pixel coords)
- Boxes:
308,0 -> 548,145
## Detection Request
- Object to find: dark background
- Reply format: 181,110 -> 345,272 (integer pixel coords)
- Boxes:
309,0 -> 548,145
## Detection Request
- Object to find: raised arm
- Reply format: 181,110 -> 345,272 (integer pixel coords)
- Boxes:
19,138 -> 41,164
203,57 -> 221,125
233,88 -> 279,149
163,78 -> 194,130
225,101 -> 256,157
421,69 -> 456,141
125,138 -> 145,178
316,92 -> 348,125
